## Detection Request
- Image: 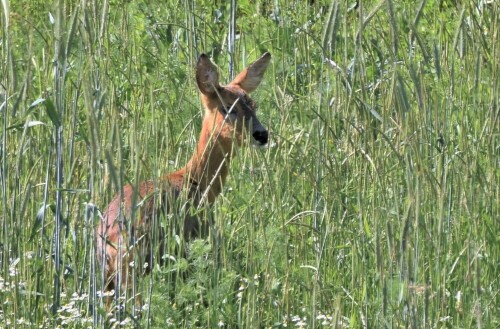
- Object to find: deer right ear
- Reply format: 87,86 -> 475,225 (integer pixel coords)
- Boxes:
196,54 -> 220,95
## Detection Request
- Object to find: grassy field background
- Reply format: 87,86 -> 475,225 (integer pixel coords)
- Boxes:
1,0 -> 498,328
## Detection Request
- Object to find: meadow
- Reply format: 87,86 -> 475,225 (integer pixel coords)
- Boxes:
0,0 -> 498,328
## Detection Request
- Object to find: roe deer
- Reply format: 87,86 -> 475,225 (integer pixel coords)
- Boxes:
96,52 -> 271,311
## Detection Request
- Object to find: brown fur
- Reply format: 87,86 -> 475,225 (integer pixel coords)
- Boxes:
96,52 -> 271,311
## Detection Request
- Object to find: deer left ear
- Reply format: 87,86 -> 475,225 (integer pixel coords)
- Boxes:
196,54 -> 220,95
230,52 -> 271,93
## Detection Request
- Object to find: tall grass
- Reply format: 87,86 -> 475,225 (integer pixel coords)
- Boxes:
0,0 -> 498,328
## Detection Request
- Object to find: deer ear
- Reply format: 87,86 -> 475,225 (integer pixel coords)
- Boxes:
196,54 -> 220,95
230,52 -> 271,93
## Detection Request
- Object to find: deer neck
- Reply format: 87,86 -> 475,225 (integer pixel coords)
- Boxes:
185,114 -> 234,204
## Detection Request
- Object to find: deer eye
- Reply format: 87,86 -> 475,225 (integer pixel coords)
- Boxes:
219,104 -> 237,118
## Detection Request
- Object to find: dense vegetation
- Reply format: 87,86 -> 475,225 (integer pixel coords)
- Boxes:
1,0 -> 498,327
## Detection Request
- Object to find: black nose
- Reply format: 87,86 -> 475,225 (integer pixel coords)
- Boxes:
253,130 -> 268,145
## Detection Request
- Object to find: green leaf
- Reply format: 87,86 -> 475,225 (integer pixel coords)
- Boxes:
29,98 -> 46,108
29,203 -> 56,242
6,122 -> 25,131
43,98 -> 61,127
26,120 -> 46,128
29,98 -> 61,126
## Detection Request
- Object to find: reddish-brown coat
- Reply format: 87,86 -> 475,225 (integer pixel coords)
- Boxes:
96,52 -> 271,311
